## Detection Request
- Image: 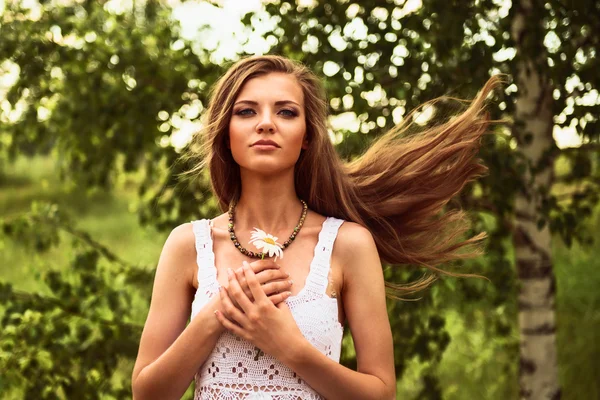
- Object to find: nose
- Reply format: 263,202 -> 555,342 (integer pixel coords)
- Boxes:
256,113 -> 275,133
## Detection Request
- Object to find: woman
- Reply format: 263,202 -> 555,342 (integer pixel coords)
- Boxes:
132,55 -> 497,400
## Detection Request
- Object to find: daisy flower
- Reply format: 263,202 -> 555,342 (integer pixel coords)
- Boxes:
249,228 -> 284,260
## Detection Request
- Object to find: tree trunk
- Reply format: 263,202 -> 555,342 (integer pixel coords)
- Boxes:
511,1 -> 561,399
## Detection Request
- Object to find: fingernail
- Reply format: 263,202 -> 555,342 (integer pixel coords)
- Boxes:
286,272 -> 290,277
236,268 -> 242,274
286,291 -> 292,297
214,310 -> 219,316
289,280 -> 294,285
243,261 -> 250,268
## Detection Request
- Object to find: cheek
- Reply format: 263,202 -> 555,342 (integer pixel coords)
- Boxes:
228,120 -> 247,158
228,136 -> 245,164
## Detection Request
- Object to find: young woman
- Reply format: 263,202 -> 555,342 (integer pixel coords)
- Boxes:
132,55 -> 497,400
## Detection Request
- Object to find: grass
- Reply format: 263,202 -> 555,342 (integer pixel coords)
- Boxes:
553,206 -> 600,400
1,155 -> 599,399
0,156 -> 167,293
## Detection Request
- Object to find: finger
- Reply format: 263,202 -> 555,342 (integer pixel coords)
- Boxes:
268,291 -> 292,305
233,267 -> 253,300
227,268 -> 254,312
276,300 -> 291,311
254,268 -> 290,286
261,279 -> 293,296
219,287 -> 248,326
248,259 -> 281,274
244,263 -> 269,303
214,310 -> 247,339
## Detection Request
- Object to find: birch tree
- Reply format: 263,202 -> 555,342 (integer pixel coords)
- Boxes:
511,1 -> 559,398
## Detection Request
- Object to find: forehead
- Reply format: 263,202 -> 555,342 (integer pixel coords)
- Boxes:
236,72 -> 304,105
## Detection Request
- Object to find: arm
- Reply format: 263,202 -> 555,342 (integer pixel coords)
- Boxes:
215,223 -> 396,400
280,223 -> 396,399
131,225 -> 294,400
131,223 -> 226,400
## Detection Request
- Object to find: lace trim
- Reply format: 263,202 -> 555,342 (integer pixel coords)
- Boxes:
194,384 -> 322,400
191,220 -> 220,313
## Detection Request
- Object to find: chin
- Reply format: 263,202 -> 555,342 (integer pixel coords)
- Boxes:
240,159 -> 297,176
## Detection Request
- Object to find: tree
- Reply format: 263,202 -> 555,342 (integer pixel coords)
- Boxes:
0,0 -> 220,187
510,1 -> 560,398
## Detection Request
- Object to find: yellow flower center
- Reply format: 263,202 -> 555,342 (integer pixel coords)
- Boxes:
264,238 -> 276,245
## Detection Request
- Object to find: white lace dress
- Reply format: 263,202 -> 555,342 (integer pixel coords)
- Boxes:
190,217 -> 345,400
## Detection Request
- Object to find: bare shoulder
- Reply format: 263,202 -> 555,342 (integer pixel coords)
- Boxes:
333,221 -> 381,285
335,221 -> 378,259
164,222 -> 197,258
330,221 -> 384,313
157,222 -> 198,287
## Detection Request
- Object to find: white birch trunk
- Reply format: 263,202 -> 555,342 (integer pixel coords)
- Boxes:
511,1 -> 561,399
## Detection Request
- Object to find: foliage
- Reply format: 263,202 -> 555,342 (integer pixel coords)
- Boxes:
0,0 -> 215,188
0,202 -> 153,398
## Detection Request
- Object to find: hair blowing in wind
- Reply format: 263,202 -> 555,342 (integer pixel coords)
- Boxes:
183,55 -> 501,296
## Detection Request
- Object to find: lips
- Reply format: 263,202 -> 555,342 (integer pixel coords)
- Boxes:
251,140 -> 280,148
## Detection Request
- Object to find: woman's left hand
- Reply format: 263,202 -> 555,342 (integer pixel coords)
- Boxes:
214,261 -> 306,360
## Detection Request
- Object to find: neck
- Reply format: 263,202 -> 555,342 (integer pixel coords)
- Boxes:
234,168 -> 303,235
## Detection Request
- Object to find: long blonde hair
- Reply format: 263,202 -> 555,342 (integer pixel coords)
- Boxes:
184,55 -> 499,295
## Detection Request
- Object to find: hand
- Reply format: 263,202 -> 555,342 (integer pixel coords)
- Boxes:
229,260 -> 293,305
215,263 -> 306,361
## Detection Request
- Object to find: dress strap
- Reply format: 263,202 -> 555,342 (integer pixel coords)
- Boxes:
190,219 -> 218,293
304,217 -> 344,295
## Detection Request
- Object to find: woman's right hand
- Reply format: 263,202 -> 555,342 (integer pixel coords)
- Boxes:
227,259 -> 292,305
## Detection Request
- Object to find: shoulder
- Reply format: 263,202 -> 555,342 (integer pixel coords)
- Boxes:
333,221 -> 380,275
332,221 -> 383,292
156,223 -> 198,281
334,221 -> 377,258
165,222 -> 197,255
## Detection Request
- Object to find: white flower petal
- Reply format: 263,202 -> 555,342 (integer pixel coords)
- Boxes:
250,229 -> 266,241
274,248 -> 283,261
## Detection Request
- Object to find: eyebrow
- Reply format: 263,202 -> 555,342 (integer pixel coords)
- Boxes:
233,100 -> 302,107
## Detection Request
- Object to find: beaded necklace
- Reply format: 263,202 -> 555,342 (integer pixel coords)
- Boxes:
228,199 -> 308,258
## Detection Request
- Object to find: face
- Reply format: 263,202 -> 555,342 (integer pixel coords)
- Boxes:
228,72 -> 308,176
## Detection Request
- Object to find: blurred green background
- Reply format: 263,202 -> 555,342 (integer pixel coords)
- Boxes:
1,0 -> 599,399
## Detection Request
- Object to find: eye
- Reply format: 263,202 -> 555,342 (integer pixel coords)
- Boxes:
234,108 -> 255,116
278,109 -> 298,117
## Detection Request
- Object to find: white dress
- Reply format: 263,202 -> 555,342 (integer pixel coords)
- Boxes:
190,217 -> 345,400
